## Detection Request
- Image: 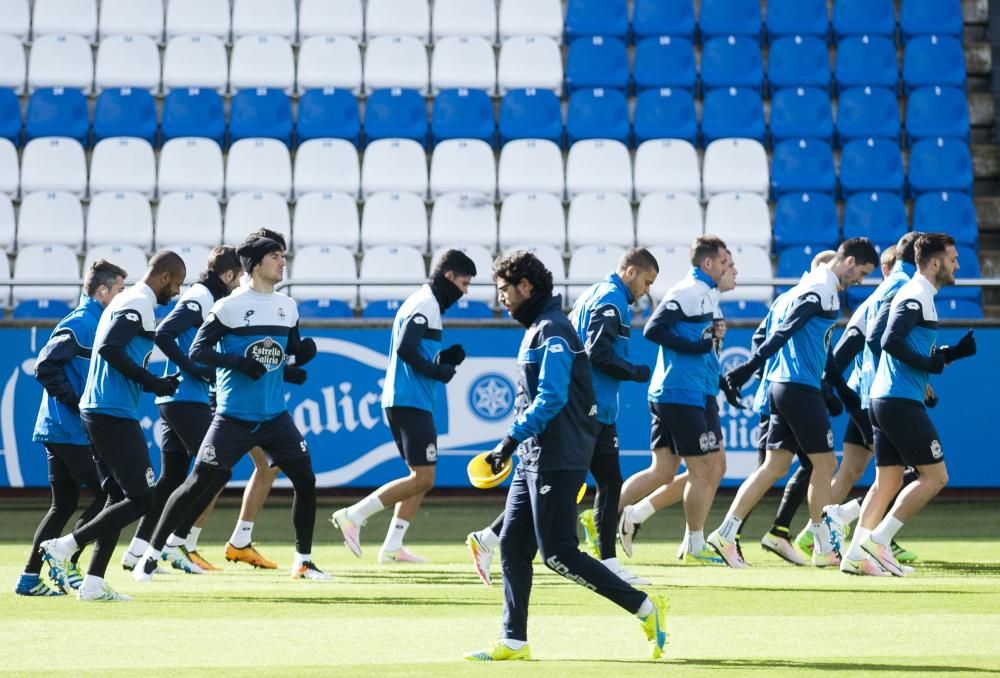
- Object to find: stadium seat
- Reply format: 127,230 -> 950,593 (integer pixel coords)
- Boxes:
432,0 -> 497,41
12,244 -> 80,307
232,0 -> 296,40
771,139 -> 836,196
17,191 -> 83,250
430,139 -> 496,198
230,35 -> 295,93
903,35 -> 967,92
498,88 -> 562,146
498,192 -> 566,250
700,0 -> 762,39
161,88 -> 224,146
0,0 -> 30,40
846,267 -> 884,308
20,137 -> 86,196
294,139 -> 360,198
633,88 -> 698,146
364,89 -> 428,146
86,192 -> 152,249
832,0 -> 895,40
906,86 -> 970,143
701,36 -> 764,91
99,0 -> 164,40
289,245 -> 357,317
633,37 -> 696,93
162,35 -> 228,94
565,139 -> 631,198
936,298 -> 983,319
229,89 -> 293,146
360,191 -> 428,250
89,137 -> 156,197
566,88 -> 630,147
901,0 -> 963,41
565,0 -> 628,41
223,191 -> 291,245
361,139 -> 428,197
767,36 -> 831,92
769,87 -> 834,144
25,88 -> 89,145
839,138 -> 904,195
0,193 -> 14,249
299,0 -> 363,42
634,139 -> 700,198
94,35 -> 160,95
498,36 -> 564,95
835,35 -> 898,91
359,244 -> 426,312
568,245 -> 627,301
293,192 -> 360,250
567,192 -> 634,248
836,86 -> 900,143
226,138 -> 292,198
154,192 -> 222,248
498,0 -> 564,42
646,244 -> 690,300
908,137 -> 973,195
33,0 -> 96,40
722,243 -> 772,307
842,192 -> 907,246
0,35 -> 26,95
431,36 -> 496,94
505,244 -> 565,295
366,0 -> 430,42
296,88 -> 360,147
636,192 -> 703,246
566,37 -> 629,93
773,192 -> 839,251
702,138 -> 769,198
83,245 -> 147,283
158,137 -> 224,197
93,88 -> 157,145
913,191 -> 978,246
701,88 -> 765,144
297,36 -> 361,95
939,245 -> 981,301
364,36 -> 428,93
766,0 -> 828,40
430,244 -> 496,312
28,34 -> 93,94
718,299 -> 770,318
632,0 -> 695,41
165,0 -> 230,40
432,88 -> 495,147
430,193 -> 497,250
704,192 -> 771,248
776,244 -> 823,287
171,244 -> 213,284
0,139 -> 17,196
497,139 -> 564,198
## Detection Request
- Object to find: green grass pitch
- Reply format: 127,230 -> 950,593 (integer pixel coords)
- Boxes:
1,496 -> 999,676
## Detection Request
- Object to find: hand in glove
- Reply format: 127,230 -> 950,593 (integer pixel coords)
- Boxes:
488,436 -> 519,474
294,338 -> 317,366
143,372 -> 181,397
834,381 -> 861,412
719,376 -> 745,410
283,365 -> 308,385
633,364 -> 651,383
436,363 -> 457,383
821,381 -> 843,417
234,357 -> 268,380
937,330 -> 977,364
55,391 -> 81,414
924,383 -> 938,408
725,355 -> 762,391
437,344 -> 466,366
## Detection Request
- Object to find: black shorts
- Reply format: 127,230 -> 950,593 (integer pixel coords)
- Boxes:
756,415 -> 770,454
870,398 -> 944,467
385,406 -> 438,467
44,442 -> 100,487
843,408 -> 874,449
159,401 -> 214,459
593,423 -> 620,457
649,398 -> 721,457
196,411 -> 308,470
81,411 -> 156,498
767,382 -> 834,455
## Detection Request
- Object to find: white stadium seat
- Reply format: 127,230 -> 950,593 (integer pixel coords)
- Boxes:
172,244 -> 212,283
0,248 -> 9,304
28,34 -> 93,93
647,245 -> 693,302
0,0 -> 30,41
431,36 -> 497,93
361,139 -> 428,197
99,0 -> 164,41
158,138 -> 224,197
430,193 -> 497,250
0,34 -> 26,93
232,0 -> 297,40
567,192 -> 634,248
0,138 -> 18,196
86,191 -> 153,250
497,139 -> 564,198
293,192 -> 360,251
20,137 -> 87,196
296,36 -> 362,94
33,0 -> 97,41
13,244 -> 80,303
84,244 -> 147,283
723,244 -> 772,302
0,194 -> 15,250
89,137 -> 156,197
298,0 -> 363,42
634,139 -> 701,198
568,244 -> 627,300
95,34 -> 161,93
165,0 -> 231,41
503,243 -> 566,298
430,244 -> 495,302
224,191 -> 291,245
702,138 -> 769,198
498,36 -> 563,94
366,0 -> 430,42
225,138 -> 292,198
566,139 -> 632,198
229,35 -> 295,93
364,36 -> 429,93
289,245 -> 358,303
636,192 -> 704,247
704,192 -> 772,248
429,139 -> 496,198
17,191 -> 84,250
360,191 -> 428,250
154,192 -> 222,248
498,192 -> 565,251
433,0 -> 497,42
499,0 -> 564,42
360,244 -> 426,303
162,35 -> 228,94
294,139 -> 360,198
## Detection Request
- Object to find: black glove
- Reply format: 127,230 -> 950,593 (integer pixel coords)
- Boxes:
719,376 -> 744,410
633,364 -> 651,383
925,392 -> 938,408
55,391 -> 80,414
143,372 -> 180,397
834,381 -> 861,412
195,365 -> 216,385
234,357 -> 268,380
821,381 -> 844,417
937,330 -> 977,364
435,363 -> 457,383
295,338 -> 317,366
283,365 -> 308,385
725,355 -> 762,391
488,435 -> 518,474
438,344 -> 466,366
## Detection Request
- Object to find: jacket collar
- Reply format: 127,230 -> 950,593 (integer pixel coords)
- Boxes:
690,267 -> 717,289
606,271 -> 633,304
913,272 -> 939,297
80,294 -> 105,318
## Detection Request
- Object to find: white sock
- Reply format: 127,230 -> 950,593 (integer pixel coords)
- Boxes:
165,533 -> 185,548
501,638 -> 527,650
185,526 -> 202,551
348,495 -> 385,525
383,517 -> 409,552
812,521 -> 832,554
839,498 -> 862,524
601,557 -> 621,572
143,546 -> 163,562
127,537 -> 149,556
686,529 -> 705,553
479,528 -> 500,550
55,534 -> 78,556
293,552 -> 311,567
630,498 -> 656,525
871,515 -> 904,545
717,514 -> 742,541
635,597 -> 655,618
229,520 -> 254,548
845,526 -> 871,561
80,574 -> 104,592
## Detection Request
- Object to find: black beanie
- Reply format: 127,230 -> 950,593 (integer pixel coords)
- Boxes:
237,236 -> 283,274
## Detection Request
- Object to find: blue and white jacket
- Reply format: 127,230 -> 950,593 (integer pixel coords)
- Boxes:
381,284 -> 449,413
870,273 -> 940,403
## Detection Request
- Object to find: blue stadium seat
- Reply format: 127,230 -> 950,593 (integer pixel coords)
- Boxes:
13,300 -> 73,319
364,88 -> 427,146
836,87 -> 900,143
633,87 -> 698,145
566,88 -> 630,146
908,137 -> 973,195
25,88 -> 89,145
913,191 -> 978,246
431,88 -> 495,147
769,87 -> 833,144
773,192 -> 839,251
498,88 -> 563,146
565,37 -> 630,92
936,298 -> 983,319
632,0 -> 695,41
767,36 -> 831,92
839,138 -> 904,195
901,0 -> 963,41
229,88 -> 293,146
842,192 -> 907,247
771,139 -> 836,196
766,0 -> 829,40
94,88 -> 157,145
939,245 -> 981,301
905,87 -> 970,143
633,37 -> 696,92
700,36 -> 764,91
776,245 -> 824,294
298,299 -> 354,318
720,300 -> 770,319
161,88 -> 225,146
296,88 -> 361,146
701,87 -> 765,144
700,0 -> 761,40
903,35 -> 966,92
564,0 -> 628,41
0,88 -> 21,145
832,0 -> 895,40
447,299 -> 494,318
835,35 -> 898,91
363,299 -> 405,318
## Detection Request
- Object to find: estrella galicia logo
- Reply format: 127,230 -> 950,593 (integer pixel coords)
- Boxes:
245,337 -> 284,371
468,372 -> 515,421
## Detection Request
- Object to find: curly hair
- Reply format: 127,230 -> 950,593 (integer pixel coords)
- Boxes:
492,250 -> 553,298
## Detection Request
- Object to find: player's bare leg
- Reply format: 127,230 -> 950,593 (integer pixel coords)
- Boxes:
619,448 -> 679,511
830,443 -> 872,504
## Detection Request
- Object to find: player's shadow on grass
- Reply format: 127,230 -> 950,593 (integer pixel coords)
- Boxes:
681,585 -> 987,595
181,595 -> 501,606
918,561 -> 1000,576
670,658 -> 1000,673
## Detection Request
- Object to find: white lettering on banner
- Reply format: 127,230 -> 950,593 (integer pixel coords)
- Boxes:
294,383 -> 384,436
